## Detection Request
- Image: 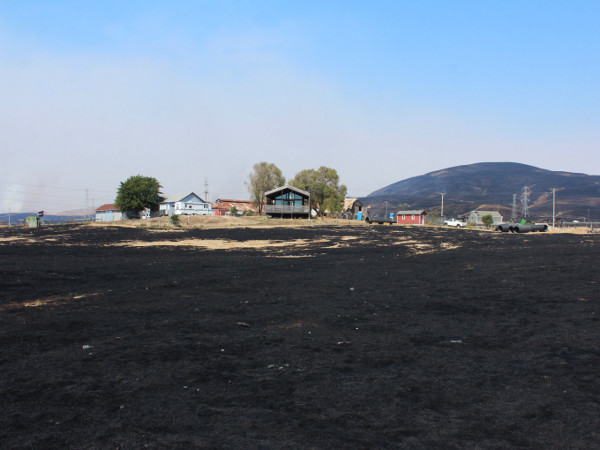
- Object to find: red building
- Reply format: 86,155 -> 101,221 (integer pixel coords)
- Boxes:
211,207 -> 229,216
397,210 -> 427,225
212,199 -> 258,216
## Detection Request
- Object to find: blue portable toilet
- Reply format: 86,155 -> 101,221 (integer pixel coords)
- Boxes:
357,212 -> 363,220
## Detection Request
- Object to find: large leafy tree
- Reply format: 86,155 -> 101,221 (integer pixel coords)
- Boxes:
115,175 -> 164,218
246,162 -> 285,215
291,166 -> 347,216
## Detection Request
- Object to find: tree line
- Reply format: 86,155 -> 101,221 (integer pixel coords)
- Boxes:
114,163 -> 347,218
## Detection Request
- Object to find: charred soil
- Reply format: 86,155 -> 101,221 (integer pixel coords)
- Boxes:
0,225 -> 599,448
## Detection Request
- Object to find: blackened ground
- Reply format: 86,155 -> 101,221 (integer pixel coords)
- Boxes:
0,225 -> 598,449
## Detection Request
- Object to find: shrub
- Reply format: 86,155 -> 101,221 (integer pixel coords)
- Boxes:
482,214 -> 494,228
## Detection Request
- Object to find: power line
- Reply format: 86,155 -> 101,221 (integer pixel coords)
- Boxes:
0,198 -> 96,213
0,180 -> 115,194
2,190 -> 107,202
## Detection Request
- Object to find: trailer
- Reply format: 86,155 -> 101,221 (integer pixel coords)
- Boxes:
496,222 -> 548,233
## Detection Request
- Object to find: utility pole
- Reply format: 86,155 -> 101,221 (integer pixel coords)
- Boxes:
204,178 -> 209,202
384,201 -> 389,217
552,188 -> 556,228
439,192 -> 446,218
86,188 -> 90,220
8,208 -> 11,227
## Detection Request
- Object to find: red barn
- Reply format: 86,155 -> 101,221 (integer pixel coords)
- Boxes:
397,210 -> 427,225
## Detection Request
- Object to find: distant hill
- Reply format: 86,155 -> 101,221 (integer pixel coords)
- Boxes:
0,212 -> 91,225
362,162 -> 600,220
0,206 -> 98,225
49,207 -> 97,216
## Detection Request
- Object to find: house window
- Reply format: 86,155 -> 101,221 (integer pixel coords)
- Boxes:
274,191 -> 304,206
411,215 -> 415,219
402,215 -> 406,220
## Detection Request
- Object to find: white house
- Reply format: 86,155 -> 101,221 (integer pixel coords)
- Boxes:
467,210 -> 503,226
160,193 -> 211,216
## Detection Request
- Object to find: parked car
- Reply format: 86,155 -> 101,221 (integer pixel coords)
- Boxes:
444,218 -> 467,227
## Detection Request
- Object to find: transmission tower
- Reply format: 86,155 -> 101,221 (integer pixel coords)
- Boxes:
521,186 -> 531,220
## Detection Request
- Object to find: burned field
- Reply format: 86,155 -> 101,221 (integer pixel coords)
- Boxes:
0,225 -> 598,448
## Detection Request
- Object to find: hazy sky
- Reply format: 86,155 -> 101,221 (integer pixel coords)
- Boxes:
1,1 -> 599,212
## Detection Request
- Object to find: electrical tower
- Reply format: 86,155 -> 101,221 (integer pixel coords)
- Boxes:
521,186 -> 530,220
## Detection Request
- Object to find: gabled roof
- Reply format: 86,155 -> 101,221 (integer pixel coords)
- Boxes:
343,198 -> 362,211
264,184 -> 310,197
96,204 -> 119,212
161,192 -> 206,203
470,210 -> 502,216
397,210 -> 427,215
213,199 -> 258,212
216,199 -> 254,204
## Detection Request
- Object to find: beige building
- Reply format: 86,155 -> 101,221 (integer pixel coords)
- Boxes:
467,210 -> 503,225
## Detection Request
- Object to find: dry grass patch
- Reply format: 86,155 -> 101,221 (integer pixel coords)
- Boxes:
0,236 -> 30,243
387,237 -> 461,255
115,238 -> 330,250
1,292 -> 100,313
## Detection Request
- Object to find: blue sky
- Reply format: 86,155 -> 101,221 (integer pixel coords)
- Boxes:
1,1 -> 599,212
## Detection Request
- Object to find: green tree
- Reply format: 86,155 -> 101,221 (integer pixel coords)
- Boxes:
290,166 -> 347,216
482,214 -> 494,228
246,162 -> 285,215
115,175 -> 164,218
427,210 -> 441,225
230,205 -> 238,216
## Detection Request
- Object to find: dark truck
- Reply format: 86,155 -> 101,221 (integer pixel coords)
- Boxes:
365,213 -> 395,225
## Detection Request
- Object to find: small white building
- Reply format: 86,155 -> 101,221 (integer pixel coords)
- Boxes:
467,210 -> 503,226
95,204 -> 123,222
160,193 -> 211,216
